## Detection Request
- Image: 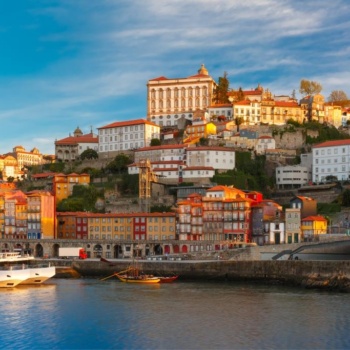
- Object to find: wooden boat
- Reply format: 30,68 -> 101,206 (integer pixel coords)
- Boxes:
100,259 -> 179,284
159,275 -> 179,283
114,266 -> 160,284
115,273 -> 160,284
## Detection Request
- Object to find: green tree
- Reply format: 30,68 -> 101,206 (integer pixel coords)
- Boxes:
236,87 -> 245,102
214,72 -> 230,104
106,154 -> 132,174
198,137 -> 209,146
299,79 -> 322,96
235,116 -> 244,131
150,204 -> 173,213
150,138 -> 161,146
342,189 -> 350,206
7,176 -> 14,183
80,149 -> 98,160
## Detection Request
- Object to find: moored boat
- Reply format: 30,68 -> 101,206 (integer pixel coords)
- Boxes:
20,264 -> 56,285
0,251 -> 34,263
0,265 -> 31,288
115,273 -> 160,284
159,275 -> 179,283
0,251 -> 56,287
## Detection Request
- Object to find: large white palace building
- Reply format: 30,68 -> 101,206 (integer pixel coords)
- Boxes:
146,64 -> 217,127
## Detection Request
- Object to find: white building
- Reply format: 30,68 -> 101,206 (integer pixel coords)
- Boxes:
98,119 -> 160,158
147,64 -> 216,127
128,145 -> 234,183
55,127 -> 98,162
207,103 -> 233,121
255,136 -> 276,154
233,100 -> 262,125
276,165 -> 310,189
186,147 -> 235,172
312,139 -> 350,183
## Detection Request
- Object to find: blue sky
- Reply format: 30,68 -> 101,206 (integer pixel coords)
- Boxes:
0,0 -> 350,155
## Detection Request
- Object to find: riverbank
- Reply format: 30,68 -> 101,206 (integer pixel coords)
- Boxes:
51,258 -> 350,292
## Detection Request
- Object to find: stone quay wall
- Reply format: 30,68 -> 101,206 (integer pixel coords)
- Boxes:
68,259 -> 350,292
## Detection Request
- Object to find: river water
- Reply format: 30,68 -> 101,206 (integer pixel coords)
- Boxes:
1,278 -> 350,350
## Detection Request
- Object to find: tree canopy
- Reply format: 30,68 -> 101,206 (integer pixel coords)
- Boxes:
80,148 -> 98,160
214,72 -> 230,104
105,153 -> 132,174
328,90 -> 348,103
299,79 -> 322,96
150,138 -> 161,146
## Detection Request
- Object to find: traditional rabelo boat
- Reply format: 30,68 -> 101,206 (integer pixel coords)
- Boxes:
114,267 -> 160,284
100,258 -> 178,284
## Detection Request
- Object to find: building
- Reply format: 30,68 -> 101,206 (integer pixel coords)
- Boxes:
53,173 -> 90,203
301,215 -> 327,241
0,155 -> 24,181
207,103 -> 233,121
290,196 -> 317,219
128,145 -> 235,184
324,103 -> 343,128
98,119 -> 160,158
255,136 -> 276,154
186,147 -> 235,172
312,139 -> 350,183
147,64 -> 216,127
251,199 -> 283,245
56,212 -> 176,244
285,208 -> 301,244
27,191 -> 55,239
177,186 -> 254,242
300,94 -> 325,122
55,127 -> 98,162
183,117 -> 216,144
7,146 -> 44,168
276,165 -> 310,189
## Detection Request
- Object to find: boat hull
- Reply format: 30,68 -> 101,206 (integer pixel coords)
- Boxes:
116,274 -> 160,284
20,266 -> 56,285
159,276 -> 179,283
0,268 -> 31,288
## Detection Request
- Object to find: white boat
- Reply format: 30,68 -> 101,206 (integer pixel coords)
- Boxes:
0,265 -> 31,288
0,252 -> 56,287
0,252 -> 34,263
20,264 -> 56,285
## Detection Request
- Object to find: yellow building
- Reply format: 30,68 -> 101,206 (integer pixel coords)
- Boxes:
27,191 -> 55,239
56,212 -> 176,242
183,112 -> 216,144
8,145 -> 44,168
53,173 -> 90,203
324,103 -> 343,128
0,155 -> 24,181
301,215 -> 327,241
0,195 -> 4,238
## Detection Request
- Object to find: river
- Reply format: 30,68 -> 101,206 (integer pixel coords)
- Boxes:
1,278 -> 349,350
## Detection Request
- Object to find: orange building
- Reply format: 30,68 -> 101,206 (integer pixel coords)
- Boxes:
53,173 -> 90,203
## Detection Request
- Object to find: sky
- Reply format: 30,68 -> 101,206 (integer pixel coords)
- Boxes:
0,0 -> 350,155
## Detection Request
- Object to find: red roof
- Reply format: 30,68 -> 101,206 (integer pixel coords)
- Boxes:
55,133 -> 97,145
313,139 -> 350,148
98,119 -> 159,130
302,216 -> 327,222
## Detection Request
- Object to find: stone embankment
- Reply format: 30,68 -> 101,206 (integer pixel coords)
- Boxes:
49,258 -> 350,292
50,239 -> 350,292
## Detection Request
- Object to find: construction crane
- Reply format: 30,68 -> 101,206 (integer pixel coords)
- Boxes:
137,159 -> 158,213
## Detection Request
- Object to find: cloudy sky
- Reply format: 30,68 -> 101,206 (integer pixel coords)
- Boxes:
0,0 -> 349,155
